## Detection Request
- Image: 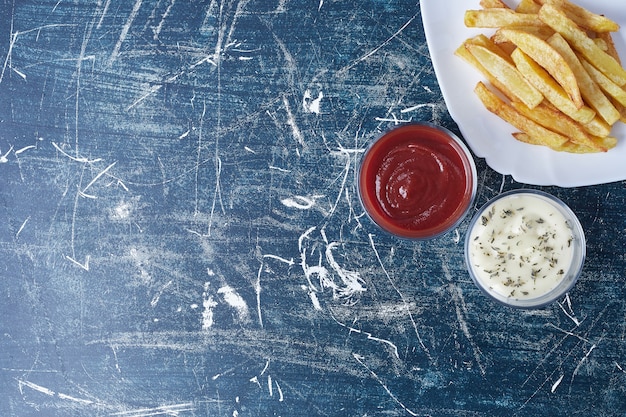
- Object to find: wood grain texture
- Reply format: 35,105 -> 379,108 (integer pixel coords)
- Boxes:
1,1 -> 625,416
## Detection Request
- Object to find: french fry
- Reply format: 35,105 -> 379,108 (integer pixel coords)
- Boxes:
494,40 -> 518,56
592,135 -> 619,150
480,0 -> 509,9
465,9 -> 545,28
547,33 -> 620,125
593,38 -> 609,53
456,41 -> 518,102
539,4 -> 626,86
533,0 -> 619,33
466,43 -> 543,108
583,116 -> 612,138
510,48 -> 596,124
465,34 -> 514,62
597,32 -> 621,65
491,25 -> 554,43
513,133 -> 615,153
510,101 -> 604,151
596,32 -> 626,123
516,0 -> 541,15
498,28 -> 583,108
474,82 -> 569,148
580,57 -> 626,107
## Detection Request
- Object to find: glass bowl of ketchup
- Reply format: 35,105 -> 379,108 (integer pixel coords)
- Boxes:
358,123 -> 477,240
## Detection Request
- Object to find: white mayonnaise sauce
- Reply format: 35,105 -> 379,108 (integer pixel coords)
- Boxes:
468,194 -> 575,300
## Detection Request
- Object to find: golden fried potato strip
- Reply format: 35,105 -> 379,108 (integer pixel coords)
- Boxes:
510,101 -> 605,151
498,28 -> 583,108
547,33 -> 620,125
510,48 -> 595,124
534,0 -> 619,32
539,4 -> 626,85
465,9 -> 545,28
466,43 -> 544,108
474,82 -> 570,148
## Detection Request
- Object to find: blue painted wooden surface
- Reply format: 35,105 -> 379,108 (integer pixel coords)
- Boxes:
1,1 -> 625,416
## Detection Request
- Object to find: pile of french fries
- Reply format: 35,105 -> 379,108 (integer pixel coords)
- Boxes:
457,0 -> 626,153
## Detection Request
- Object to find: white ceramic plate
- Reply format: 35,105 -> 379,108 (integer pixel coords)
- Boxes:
421,0 -> 626,187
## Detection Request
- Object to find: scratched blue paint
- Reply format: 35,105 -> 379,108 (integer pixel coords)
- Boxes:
1,0 -> 626,416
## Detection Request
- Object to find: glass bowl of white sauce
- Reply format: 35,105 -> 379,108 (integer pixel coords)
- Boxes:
465,189 -> 586,308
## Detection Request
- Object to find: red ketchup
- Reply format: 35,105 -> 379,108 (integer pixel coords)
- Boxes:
358,124 -> 476,239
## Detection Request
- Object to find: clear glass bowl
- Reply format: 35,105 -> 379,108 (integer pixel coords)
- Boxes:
465,189 -> 586,308
358,123 -> 477,240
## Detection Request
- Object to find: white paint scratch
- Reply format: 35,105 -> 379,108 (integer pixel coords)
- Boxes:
15,145 -> 36,155
374,114 -> 412,124
282,96 -> 305,147
325,242 -> 366,299
57,393 -> 94,405
16,217 -> 30,239
150,280 -> 173,308
97,0 -> 111,29
18,379 -> 55,397
207,155 -> 225,237
338,12 -> 418,74
325,148 -> 353,221
18,379 -> 95,405
369,234 -> 430,358
269,165 -> 291,173
281,195 -> 323,210
400,103 -> 438,114
263,254 -> 294,266
572,344 -> 597,378
299,227 -> 366,305
352,354 -> 418,416
558,294 -> 582,326
249,376 -> 261,388
52,142 -> 103,164
108,0 -> 143,66
202,282 -> 217,330
331,313 -> 399,359
218,285 -> 250,323
275,380 -> 284,402
0,28 -> 17,86
452,229 -> 461,244
152,0 -> 176,40
0,146 -> 14,163
110,402 -> 195,416
551,374 -> 564,393
259,360 -> 270,376
255,262 -> 264,328
546,323 -> 589,343
127,84 -> 164,111
303,89 -> 323,114
451,283 -> 486,376
80,161 -> 117,198
66,255 -> 90,271
307,288 -> 322,310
